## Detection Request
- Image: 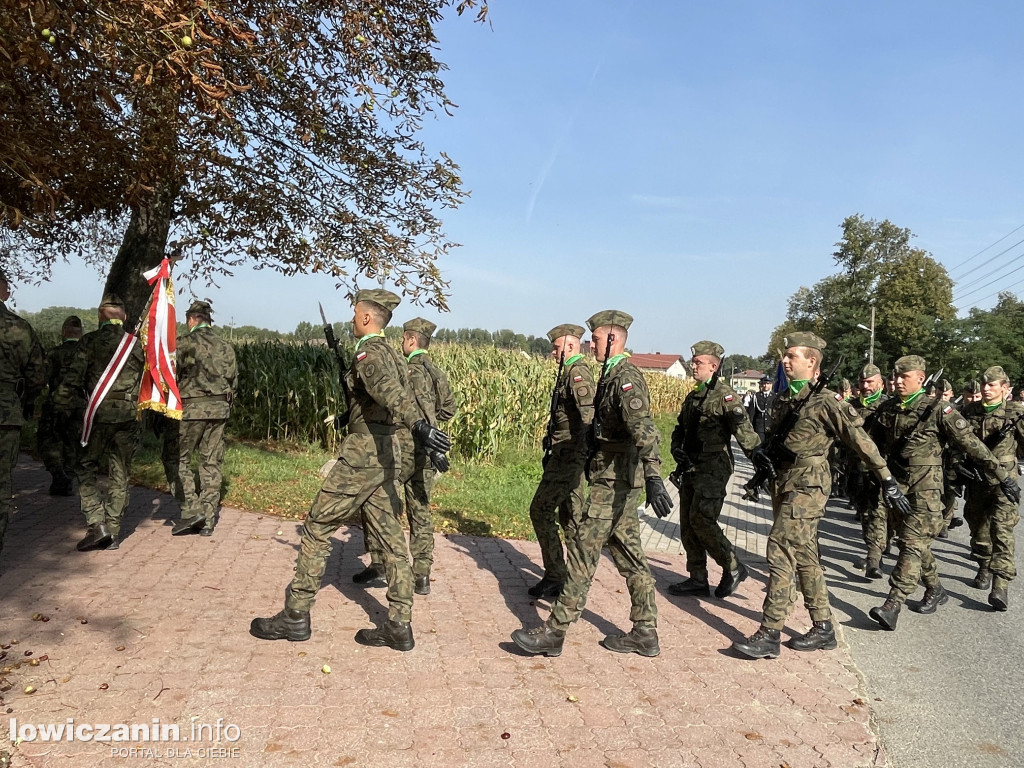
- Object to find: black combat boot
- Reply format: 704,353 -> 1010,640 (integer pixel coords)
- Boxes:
48,471 -> 74,496
668,576 -> 710,597
414,574 -> 431,595
716,562 -> 749,598
511,625 -> 565,657
600,626 -> 660,657
869,598 -> 901,630
355,619 -> 415,651
249,609 -> 311,641
788,621 -> 837,651
352,564 -> 386,586
971,566 -> 992,590
171,514 -> 206,536
949,516 -> 964,529
989,577 -> 1009,612
527,576 -> 563,598
106,534 -> 120,551
76,523 -> 113,552
865,558 -> 883,580
731,626 -> 781,659
910,584 -> 948,614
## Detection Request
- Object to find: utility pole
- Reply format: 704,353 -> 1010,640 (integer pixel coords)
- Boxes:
857,304 -> 876,365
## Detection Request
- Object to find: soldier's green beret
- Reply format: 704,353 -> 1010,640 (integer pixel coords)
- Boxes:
982,365 -> 1009,384
186,299 -> 213,319
586,310 -> 633,332
99,293 -> 125,309
403,317 -> 437,338
546,323 -> 585,343
354,288 -> 401,313
859,364 -> 881,379
783,331 -> 826,352
690,340 -> 724,359
893,355 -> 926,374
941,379 -> 953,393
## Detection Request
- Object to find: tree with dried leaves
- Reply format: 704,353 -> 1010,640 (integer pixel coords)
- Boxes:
0,0 -> 486,318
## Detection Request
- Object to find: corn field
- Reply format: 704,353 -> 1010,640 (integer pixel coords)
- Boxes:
230,341 -> 693,460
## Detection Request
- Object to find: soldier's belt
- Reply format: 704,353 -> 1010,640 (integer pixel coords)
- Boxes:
784,455 -> 829,468
182,394 -> 230,403
348,422 -> 398,436
701,443 -> 727,452
106,392 -> 136,402
595,441 -> 634,453
895,456 -> 942,467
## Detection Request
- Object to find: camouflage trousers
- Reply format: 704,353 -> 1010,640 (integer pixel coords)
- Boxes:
528,444 -> 586,584
964,482 -> 1020,581
548,471 -> 657,632
287,432 -> 413,623
677,475 -> 736,578
37,401 -> 79,481
888,489 -> 943,602
404,452 -> 436,577
367,431 -> 414,570
176,418 -> 228,530
155,415 -> 184,503
77,420 -> 140,539
941,481 -> 959,529
0,426 -> 19,557
763,486 -> 831,630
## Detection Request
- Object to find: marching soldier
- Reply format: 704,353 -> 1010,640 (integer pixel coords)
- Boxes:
847,363 -> 891,579
251,290 -> 450,651
667,340 -> 761,600
38,315 -> 83,496
170,301 -> 238,538
959,366 -> 1024,610
937,379 -> 965,538
867,357 -> 1016,630
731,333 -> 910,659
512,310 -> 672,657
525,324 -> 594,599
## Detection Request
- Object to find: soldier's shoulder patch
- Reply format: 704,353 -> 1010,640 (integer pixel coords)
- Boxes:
576,386 -> 590,397
943,405 -> 953,414
847,405 -> 858,418
955,418 -> 967,429
573,375 -> 583,382
834,393 -> 843,401
356,351 -> 368,363
621,382 -> 634,392
732,406 -> 744,417
362,363 -> 376,378
629,397 -> 644,411
724,394 -> 734,402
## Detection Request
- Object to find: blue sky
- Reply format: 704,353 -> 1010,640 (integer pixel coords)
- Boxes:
12,1 -> 1024,357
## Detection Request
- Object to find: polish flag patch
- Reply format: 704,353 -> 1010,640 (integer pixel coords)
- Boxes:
356,352 -> 368,362
834,393 -> 843,401
943,405 -> 953,414
724,394 -> 734,402
621,383 -> 634,392
573,375 -> 583,382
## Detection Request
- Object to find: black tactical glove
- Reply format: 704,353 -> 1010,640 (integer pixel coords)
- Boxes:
412,420 -> 450,453
880,477 -> 911,516
428,450 -> 450,473
645,476 -> 673,519
999,476 -> 1021,504
750,445 -> 777,480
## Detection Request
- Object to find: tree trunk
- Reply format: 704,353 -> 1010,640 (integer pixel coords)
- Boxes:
103,181 -> 178,324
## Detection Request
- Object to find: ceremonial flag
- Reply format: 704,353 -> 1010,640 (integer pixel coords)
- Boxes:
80,330 -> 139,446
138,259 -> 182,420
773,361 -> 787,395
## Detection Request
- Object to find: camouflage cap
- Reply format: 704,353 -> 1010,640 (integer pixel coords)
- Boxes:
860,363 -> 882,380
690,340 -> 724,359
783,331 -> 826,352
546,323 -> 585,343
982,365 -> 1009,384
186,299 -> 213,318
841,378 -> 852,390
586,310 -> 633,332
403,317 -> 437,338
963,379 -> 980,394
941,378 -> 953,393
99,293 -> 125,309
893,355 -> 926,374
354,288 -> 401,313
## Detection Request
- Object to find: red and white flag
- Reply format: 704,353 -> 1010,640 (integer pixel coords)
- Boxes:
80,331 -> 139,446
138,259 -> 182,420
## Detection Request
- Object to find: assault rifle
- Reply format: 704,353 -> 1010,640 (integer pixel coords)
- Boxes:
741,356 -> 844,503
954,408 -> 1024,485
319,302 -> 351,429
541,347 -> 567,467
585,334 -> 615,481
668,352 -> 724,489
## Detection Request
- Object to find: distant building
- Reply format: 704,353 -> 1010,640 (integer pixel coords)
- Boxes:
630,353 -> 689,380
729,369 -> 764,393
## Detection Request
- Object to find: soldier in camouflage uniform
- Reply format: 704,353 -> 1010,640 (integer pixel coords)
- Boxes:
526,323 -> 594,599
959,366 -> 1024,610
38,315 -> 83,496
55,294 -> 145,551
667,340 -> 761,600
0,269 -> 45,560
251,290 -> 451,651
846,363 -> 892,579
936,379 -> 966,538
732,333 -> 910,659
512,310 -> 673,658
867,357 -> 1017,630
169,301 -> 238,538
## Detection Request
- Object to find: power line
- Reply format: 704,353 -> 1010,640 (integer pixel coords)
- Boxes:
948,222 -> 1024,276
962,277 -> 1024,307
951,236 -> 1024,285
953,243 -> 1024,295
954,258 -> 1024,302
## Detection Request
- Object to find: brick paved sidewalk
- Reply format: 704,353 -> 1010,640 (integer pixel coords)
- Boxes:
1,455 -> 882,768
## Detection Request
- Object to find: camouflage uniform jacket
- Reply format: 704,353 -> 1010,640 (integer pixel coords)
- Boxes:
769,385 -> 888,496
870,393 -> 1007,492
846,393 -> 888,473
44,339 -> 83,408
177,326 -> 238,420
0,301 -> 45,427
345,335 -> 422,434
592,359 -> 662,484
960,399 -> 1024,477
547,356 -> 595,449
670,380 -> 760,471
406,351 -> 457,426
55,322 -> 145,424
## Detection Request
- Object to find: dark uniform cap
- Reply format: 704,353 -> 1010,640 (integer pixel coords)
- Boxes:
403,317 -> 437,338
941,378 -> 953,393
760,375 -> 772,383
982,365 -> 1009,384
546,323 -> 586,343
690,340 -> 724,359
186,300 -> 213,318
586,310 -> 633,332
783,331 -> 826,352
893,355 -> 926,374
99,293 -> 125,309
354,288 -> 401,313
860,364 -> 882,379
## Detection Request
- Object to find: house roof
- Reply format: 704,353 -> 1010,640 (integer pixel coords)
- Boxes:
631,353 -> 685,370
732,369 -> 764,379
